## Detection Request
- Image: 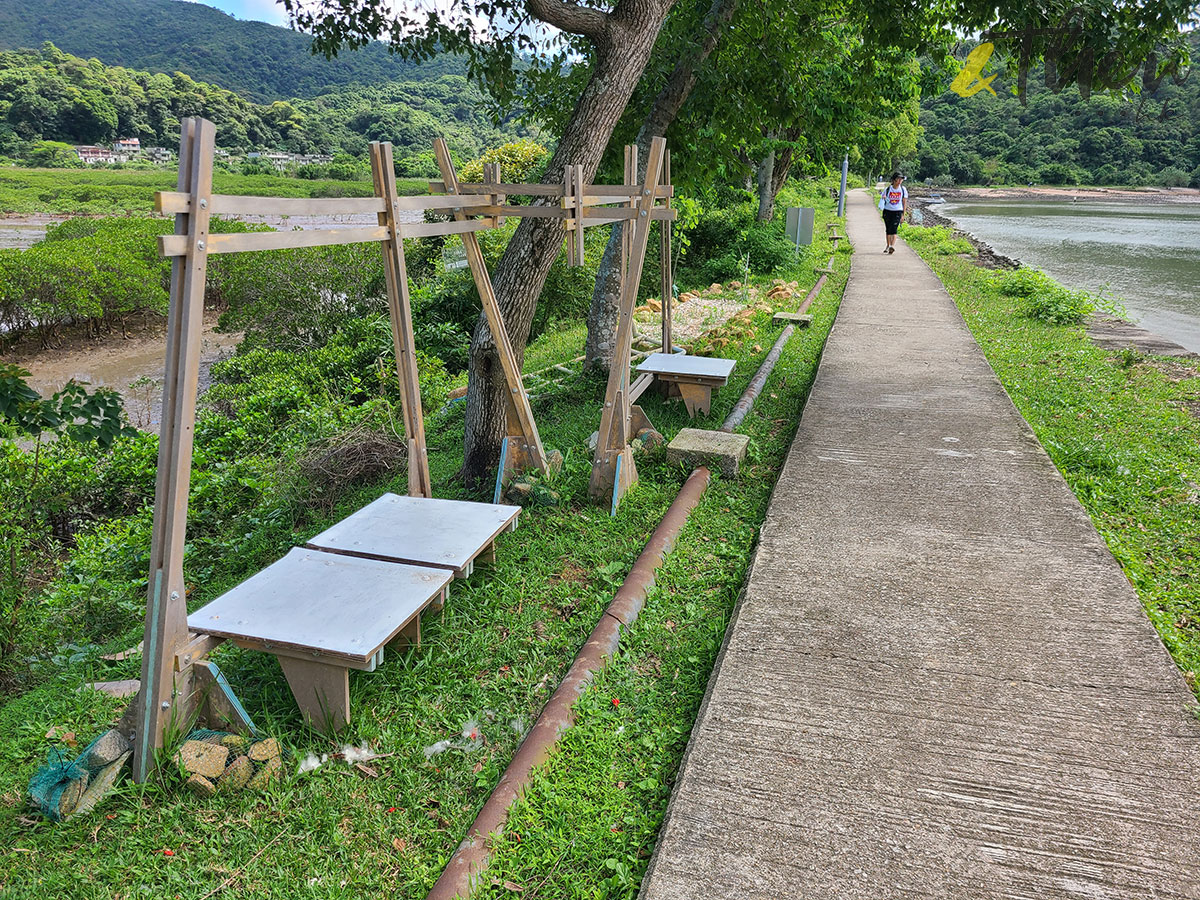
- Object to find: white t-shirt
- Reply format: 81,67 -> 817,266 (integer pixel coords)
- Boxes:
882,185 -> 907,211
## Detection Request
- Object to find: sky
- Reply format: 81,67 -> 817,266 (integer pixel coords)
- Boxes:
183,0 -> 290,27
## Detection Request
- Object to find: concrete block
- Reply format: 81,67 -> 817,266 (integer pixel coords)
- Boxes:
772,312 -> 812,325
666,428 -> 750,479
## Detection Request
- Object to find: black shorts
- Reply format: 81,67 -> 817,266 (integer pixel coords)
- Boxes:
882,209 -> 903,234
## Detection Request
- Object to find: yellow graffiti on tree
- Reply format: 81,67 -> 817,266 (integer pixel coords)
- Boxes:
950,43 -> 998,97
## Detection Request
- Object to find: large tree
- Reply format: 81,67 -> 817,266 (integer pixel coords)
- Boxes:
282,0 -> 1195,485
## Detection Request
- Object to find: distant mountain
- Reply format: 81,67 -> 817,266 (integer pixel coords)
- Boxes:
0,0 -> 462,101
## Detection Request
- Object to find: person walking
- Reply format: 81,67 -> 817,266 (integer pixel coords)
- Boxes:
880,173 -> 907,254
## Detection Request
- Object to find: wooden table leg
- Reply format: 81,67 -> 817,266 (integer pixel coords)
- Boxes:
674,382 -> 712,417
277,656 -> 349,733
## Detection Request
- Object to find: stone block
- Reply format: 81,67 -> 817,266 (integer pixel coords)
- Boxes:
82,729 -> 132,769
186,774 -> 216,798
247,737 -> 280,763
666,428 -> 750,479
219,755 -> 254,790
175,740 -> 229,779
248,755 -> 281,790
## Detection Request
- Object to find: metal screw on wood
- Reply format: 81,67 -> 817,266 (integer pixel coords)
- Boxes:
161,701 -> 170,710
199,199 -> 207,209
170,592 -> 179,600
196,241 -> 205,250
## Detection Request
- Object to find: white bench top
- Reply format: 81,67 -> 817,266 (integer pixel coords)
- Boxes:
636,352 -> 736,382
305,493 -> 520,577
187,548 -> 451,665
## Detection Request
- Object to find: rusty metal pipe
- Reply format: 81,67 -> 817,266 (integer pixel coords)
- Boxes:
425,466 -> 712,900
722,273 -> 828,433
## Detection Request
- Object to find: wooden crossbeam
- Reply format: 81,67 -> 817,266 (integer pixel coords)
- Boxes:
433,139 -> 548,481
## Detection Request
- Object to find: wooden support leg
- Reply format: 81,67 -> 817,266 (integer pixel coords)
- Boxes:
190,660 -> 256,735
675,382 -> 712,417
630,404 -> 655,437
277,657 -> 349,733
391,616 -> 421,649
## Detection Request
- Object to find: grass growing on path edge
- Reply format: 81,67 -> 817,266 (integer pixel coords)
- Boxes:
0,223 -> 850,896
902,224 -> 1200,695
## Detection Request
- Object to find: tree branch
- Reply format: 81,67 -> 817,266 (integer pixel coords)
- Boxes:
525,0 -> 610,38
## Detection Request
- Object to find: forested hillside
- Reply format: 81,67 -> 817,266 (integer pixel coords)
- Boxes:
913,36 -> 1200,187
0,44 -> 533,166
0,0 -> 443,101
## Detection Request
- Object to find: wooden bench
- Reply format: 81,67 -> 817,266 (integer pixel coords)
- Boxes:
188,548 -> 452,732
636,352 -> 736,417
305,494 -> 520,579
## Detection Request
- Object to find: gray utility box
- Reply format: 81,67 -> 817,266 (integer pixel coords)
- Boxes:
785,207 -> 815,248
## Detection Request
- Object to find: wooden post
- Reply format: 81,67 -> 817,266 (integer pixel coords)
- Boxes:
432,139 -> 548,485
133,118 -> 215,782
588,138 -> 667,508
370,141 -> 432,498
573,163 -> 586,268
660,150 -> 673,355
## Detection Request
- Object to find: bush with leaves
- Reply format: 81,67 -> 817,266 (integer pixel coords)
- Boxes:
459,140 -> 550,184
0,365 -> 135,666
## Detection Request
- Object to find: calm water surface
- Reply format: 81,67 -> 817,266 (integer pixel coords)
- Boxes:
937,199 -> 1200,352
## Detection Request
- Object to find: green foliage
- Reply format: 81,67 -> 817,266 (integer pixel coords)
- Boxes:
0,0 -> 457,102
0,42 -> 538,165
897,223 -> 972,255
913,34 -> 1200,186
21,140 -> 81,167
0,365 -> 134,663
0,216 -> 262,345
992,266 -> 1099,325
458,140 -> 550,184
678,191 -> 796,287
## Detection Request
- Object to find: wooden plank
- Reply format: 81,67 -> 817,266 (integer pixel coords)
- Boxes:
156,192 -> 388,217
306,493 -> 520,578
135,116 -> 216,782
371,141 -> 432,498
278,657 -> 350,733
159,226 -> 388,257
429,182 -> 673,198
574,164 -> 586,267
661,150 -> 673,354
187,549 -> 450,663
629,371 -> 655,403
397,218 -> 496,239
637,352 -> 736,380
433,138 -> 548,474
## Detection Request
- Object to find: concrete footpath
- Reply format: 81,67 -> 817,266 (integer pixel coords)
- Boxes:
639,190 -> 1200,899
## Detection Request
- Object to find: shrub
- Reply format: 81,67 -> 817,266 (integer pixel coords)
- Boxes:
459,140 -> 550,184
994,267 -> 1096,325
1153,166 -> 1190,188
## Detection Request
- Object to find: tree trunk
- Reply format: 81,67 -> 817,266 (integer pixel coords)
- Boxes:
755,129 -> 799,223
583,0 -> 741,372
755,142 -> 776,221
461,0 -> 674,488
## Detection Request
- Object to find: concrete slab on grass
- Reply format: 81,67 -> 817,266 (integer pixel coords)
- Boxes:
772,312 -> 812,325
666,428 -> 749,479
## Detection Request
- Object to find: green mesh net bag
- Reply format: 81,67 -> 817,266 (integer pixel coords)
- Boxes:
173,729 -> 284,796
28,729 -> 132,822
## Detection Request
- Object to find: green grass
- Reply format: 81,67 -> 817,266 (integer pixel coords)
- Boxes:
902,223 -> 1200,694
0,213 -> 850,896
0,167 -> 428,215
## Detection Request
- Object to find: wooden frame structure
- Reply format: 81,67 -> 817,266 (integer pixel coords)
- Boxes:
132,118 -> 675,780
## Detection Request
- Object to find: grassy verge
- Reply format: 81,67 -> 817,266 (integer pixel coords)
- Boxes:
0,209 -> 850,896
902,224 -> 1200,693
0,168 -> 427,215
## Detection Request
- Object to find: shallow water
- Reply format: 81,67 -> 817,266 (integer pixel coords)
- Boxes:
937,199 -> 1200,352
